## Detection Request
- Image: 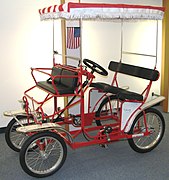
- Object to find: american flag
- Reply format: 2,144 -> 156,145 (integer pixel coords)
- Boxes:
67,27 -> 80,49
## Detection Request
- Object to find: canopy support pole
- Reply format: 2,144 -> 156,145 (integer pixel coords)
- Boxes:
60,0 -> 69,130
155,20 -> 158,68
120,20 -> 124,62
161,0 -> 169,112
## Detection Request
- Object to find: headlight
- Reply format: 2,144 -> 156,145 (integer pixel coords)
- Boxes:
18,100 -> 26,109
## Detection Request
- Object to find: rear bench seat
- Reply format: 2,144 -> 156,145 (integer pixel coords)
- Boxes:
37,67 -> 78,95
90,61 -> 159,101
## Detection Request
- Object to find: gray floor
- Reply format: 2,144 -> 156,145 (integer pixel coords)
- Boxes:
0,107 -> 169,180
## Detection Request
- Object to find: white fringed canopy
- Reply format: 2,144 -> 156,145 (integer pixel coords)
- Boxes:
39,2 -> 164,21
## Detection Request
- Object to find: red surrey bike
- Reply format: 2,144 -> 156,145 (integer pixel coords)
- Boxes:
4,2 -> 165,178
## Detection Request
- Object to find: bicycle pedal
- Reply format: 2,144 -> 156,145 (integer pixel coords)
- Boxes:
99,144 -> 108,148
103,126 -> 113,134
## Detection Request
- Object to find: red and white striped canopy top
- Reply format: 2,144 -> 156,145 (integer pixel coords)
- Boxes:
39,2 -> 164,21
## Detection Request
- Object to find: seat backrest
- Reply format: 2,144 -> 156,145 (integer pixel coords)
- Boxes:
108,61 -> 159,81
51,67 -> 62,84
60,69 -> 78,88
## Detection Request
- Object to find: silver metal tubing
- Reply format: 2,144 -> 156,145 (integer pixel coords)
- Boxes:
155,20 -> 159,68
53,20 -> 54,54
122,51 -> 156,58
79,18 -> 83,65
120,20 -> 124,62
55,52 -> 81,61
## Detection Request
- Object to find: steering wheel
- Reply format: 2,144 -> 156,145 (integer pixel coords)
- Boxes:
83,59 -> 108,76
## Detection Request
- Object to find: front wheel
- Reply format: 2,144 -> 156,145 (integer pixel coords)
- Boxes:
128,108 -> 165,153
20,131 -> 67,178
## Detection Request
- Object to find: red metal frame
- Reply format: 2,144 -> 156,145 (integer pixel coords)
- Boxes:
22,55 -> 155,150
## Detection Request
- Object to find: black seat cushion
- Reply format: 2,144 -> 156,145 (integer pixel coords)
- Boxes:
90,82 -> 124,94
60,69 -> 78,88
47,67 -> 62,84
117,90 -> 143,101
37,81 -> 75,94
37,67 -> 78,95
90,82 -> 143,101
108,61 -> 159,81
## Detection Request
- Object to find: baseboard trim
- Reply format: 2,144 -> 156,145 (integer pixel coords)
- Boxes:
0,127 -> 6,134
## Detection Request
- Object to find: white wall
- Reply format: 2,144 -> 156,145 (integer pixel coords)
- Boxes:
0,0 -> 62,127
0,0 -> 163,127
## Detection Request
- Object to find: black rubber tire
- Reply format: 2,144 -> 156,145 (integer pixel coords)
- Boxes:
20,131 -> 67,178
5,116 -> 33,152
96,95 -> 117,126
128,108 -> 165,153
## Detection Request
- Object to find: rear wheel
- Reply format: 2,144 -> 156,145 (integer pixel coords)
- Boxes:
20,131 -> 67,178
128,108 -> 165,153
96,95 -> 119,126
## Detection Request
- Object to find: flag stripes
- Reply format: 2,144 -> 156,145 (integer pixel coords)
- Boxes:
67,27 -> 80,49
